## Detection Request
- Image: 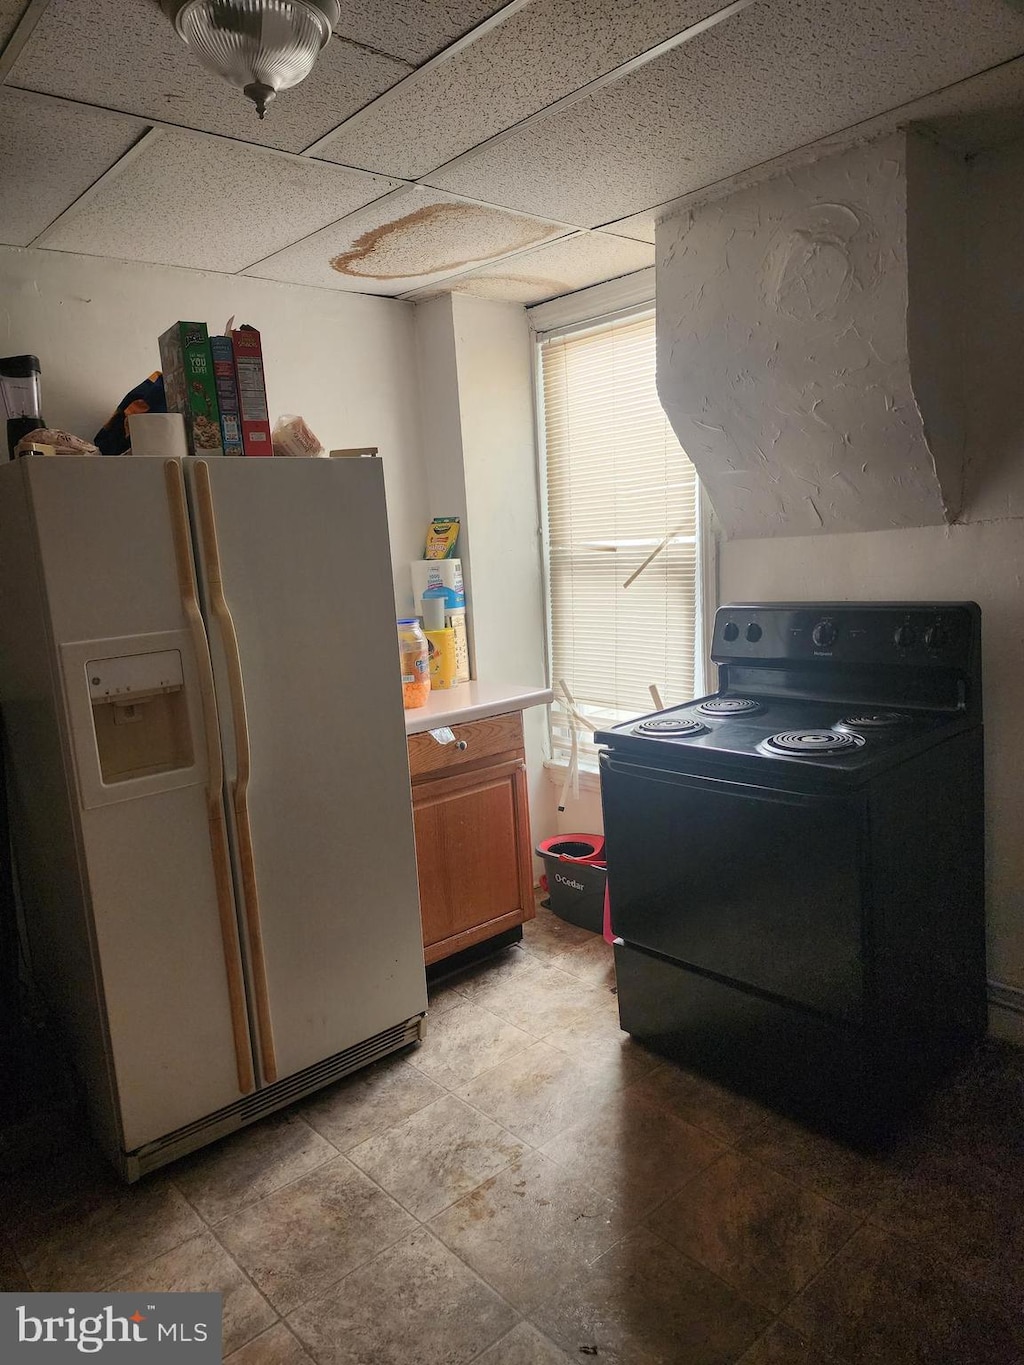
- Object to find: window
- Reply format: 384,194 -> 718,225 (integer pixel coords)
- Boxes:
539,309 -> 704,766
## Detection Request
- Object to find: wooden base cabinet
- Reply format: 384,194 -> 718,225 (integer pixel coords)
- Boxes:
408,711 -> 535,965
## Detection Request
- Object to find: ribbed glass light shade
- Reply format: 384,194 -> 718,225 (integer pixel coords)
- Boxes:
176,0 -> 332,116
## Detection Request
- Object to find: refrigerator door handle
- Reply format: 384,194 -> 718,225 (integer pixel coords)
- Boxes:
193,461 -> 279,1084
164,461 -> 255,1097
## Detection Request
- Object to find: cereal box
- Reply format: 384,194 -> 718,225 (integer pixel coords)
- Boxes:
209,334 -> 244,456
231,325 -> 272,457
158,321 -> 223,457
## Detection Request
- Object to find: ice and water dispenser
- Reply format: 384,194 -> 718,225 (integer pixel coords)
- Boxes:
61,630 -> 202,808
86,648 -> 193,784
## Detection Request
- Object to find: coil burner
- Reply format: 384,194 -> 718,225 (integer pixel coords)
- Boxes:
696,698 -> 763,718
632,717 -> 708,738
764,729 -> 867,756
837,712 -> 911,730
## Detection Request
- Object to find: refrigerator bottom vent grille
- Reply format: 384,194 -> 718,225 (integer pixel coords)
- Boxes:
126,1014 -> 424,1180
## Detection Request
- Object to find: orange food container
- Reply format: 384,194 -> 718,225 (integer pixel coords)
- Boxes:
398,618 -> 430,708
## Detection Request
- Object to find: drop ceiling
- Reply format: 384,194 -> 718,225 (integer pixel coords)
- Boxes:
2,0 -> 1023,307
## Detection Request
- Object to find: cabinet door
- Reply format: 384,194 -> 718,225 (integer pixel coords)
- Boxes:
412,757 -> 533,963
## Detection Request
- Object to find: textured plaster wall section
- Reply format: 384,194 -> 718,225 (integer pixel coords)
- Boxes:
717,137 -> 1024,1013
655,132 -> 965,539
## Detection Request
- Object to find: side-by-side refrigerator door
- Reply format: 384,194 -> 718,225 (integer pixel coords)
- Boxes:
25,457 -> 256,1153
185,456 -> 427,1086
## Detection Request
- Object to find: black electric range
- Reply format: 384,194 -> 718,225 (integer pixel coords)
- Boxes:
596,602 -> 986,1140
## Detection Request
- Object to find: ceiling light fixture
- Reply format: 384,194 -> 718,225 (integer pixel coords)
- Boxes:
161,0 -> 341,119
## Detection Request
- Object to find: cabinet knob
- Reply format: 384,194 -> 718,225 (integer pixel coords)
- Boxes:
455,739 -> 469,751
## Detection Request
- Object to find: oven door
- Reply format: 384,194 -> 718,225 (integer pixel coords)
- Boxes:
600,753 -> 867,1023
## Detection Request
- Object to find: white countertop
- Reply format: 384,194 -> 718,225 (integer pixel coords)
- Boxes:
404,680 -> 554,735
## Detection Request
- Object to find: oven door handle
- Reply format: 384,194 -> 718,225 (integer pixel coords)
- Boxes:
599,754 -> 857,809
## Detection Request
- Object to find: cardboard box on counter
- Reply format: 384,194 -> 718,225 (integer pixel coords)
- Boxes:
411,559 -> 466,610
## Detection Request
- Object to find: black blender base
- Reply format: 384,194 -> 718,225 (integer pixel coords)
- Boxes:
612,942 -> 971,1149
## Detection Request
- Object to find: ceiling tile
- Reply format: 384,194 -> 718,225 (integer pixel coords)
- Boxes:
316,0 -> 730,179
916,58 -> 1024,153
599,54 -> 1024,244
7,0 -> 410,154
0,0 -> 28,50
426,0 -> 1024,225
0,88 -> 145,248
406,231 -> 655,304
335,0 -> 510,65
39,129 -> 400,272
243,185 -> 568,295
596,213 -> 656,244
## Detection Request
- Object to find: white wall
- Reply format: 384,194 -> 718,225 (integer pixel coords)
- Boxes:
412,295 -> 550,855
717,140 -> 1024,1041
0,247 -> 428,606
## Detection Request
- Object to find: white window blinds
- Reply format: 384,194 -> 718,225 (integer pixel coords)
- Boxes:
540,311 -> 700,763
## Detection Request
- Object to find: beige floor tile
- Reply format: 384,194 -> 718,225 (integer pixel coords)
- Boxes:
408,997 -> 535,1089
865,1138 -> 1024,1297
736,1321 -> 843,1365
429,1150 -> 622,1312
547,937 -> 617,990
288,1226 -> 518,1365
427,971 -> 472,1016
1,1144 -> 119,1234
737,1114 -> 892,1214
444,944 -> 533,995
456,1041 -> 630,1148
783,1223 -> 1024,1365
347,1093 -> 526,1220
521,909 -> 594,965
13,1172 -> 204,1292
456,950 -> 602,1038
540,1080 -> 724,1218
107,1229 -> 275,1355
531,1226 -> 770,1365
0,1238 -> 30,1291
300,1055 -> 444,1152
171,1113 -> 337,1225
215,1154 -> 415,1315
649,1149 -> 860,1313
541,999 -> 661,1084
909,1040 -> 1024,1176
637,1060 -> 771,1144
226,1322 -> 313,1363
473,1320 -> 571,1363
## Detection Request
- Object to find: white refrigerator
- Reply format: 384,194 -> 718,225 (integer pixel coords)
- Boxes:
0,454 -> 427,1179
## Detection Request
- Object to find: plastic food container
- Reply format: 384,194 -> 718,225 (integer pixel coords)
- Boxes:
398,618 -> 430,708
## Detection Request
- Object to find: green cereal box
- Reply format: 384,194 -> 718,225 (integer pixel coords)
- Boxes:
158,321 -> 224,456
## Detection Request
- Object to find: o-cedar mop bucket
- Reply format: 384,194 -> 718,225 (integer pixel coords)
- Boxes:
536,834 -> 606,934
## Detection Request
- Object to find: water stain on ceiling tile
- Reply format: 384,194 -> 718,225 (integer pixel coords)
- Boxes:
329,202 -> 556,279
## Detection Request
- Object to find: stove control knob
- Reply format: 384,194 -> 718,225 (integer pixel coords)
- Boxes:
924,623 -> 946,650
722,622 -> 739,642
812,620 -> 837,648
894,624 -> 916,648
745,623 -> 763,642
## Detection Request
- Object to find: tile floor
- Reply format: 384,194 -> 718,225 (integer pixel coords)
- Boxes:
2,906 -> 1022,1364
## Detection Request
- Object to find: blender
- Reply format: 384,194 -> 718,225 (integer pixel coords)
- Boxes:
1,355 -> 44,459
